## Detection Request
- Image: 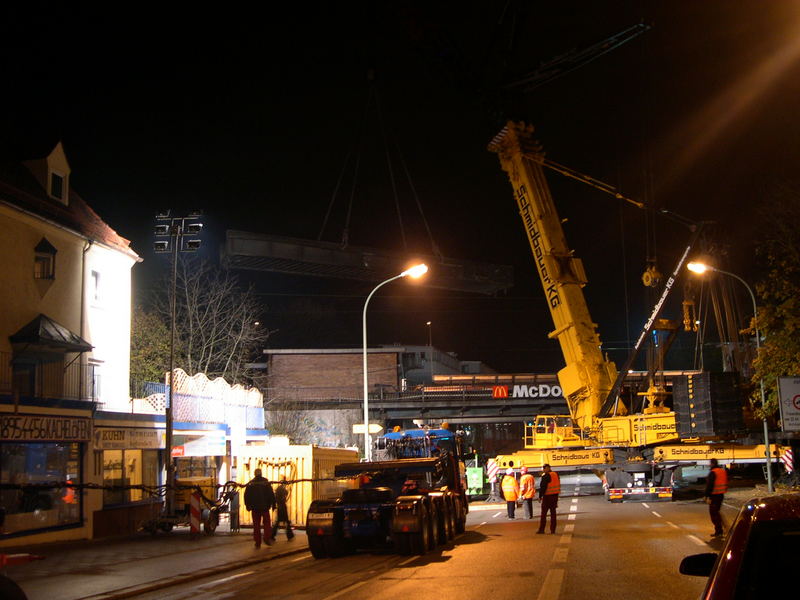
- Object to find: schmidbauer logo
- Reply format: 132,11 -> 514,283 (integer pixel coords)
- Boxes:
492,385 -> 509,398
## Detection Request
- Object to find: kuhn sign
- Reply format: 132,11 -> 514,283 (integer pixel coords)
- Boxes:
492,384 -> 563,399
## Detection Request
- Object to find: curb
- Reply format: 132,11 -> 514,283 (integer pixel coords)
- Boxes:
78,545 -> 309,600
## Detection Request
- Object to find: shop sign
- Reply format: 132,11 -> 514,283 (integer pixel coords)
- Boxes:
0,414 -> 91,441
172,433 -> 226,457
93,427 -> 166,450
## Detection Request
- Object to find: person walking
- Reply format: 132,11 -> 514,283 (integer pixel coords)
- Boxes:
244,468 -> 276,548
271,476 -> 295,541
519,466 -> 536,519
704,458 -> 728,537
536,463 -> 560,534
501,468 -> 520,519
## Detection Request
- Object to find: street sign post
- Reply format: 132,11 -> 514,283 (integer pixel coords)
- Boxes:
352,423 -> 383,434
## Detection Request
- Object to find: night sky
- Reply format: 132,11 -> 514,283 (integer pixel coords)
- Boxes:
3,2 -> 800,374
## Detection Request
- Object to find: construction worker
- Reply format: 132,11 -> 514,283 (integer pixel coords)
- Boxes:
536,463 -> 560,534
704,458 -> 728,537
271,477 -> 295,541
518,466 -> 536,519
501,468 -> 520,519
244,468 -> 276,549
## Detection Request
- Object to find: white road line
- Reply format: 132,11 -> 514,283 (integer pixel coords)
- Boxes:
652,511 -> 662,518
571,498 -> 578,503
569,505 -> 577,512
197,571 -> 254,589
290,555 -> 309,562
398,556 -> 418,566
567,513 -> 576,521
552,547 -> 569,563
493,511 -> 503,518
478,521 -> 487,527
687,535 -> 707,547
665,521 -> 680,529
564,524 -> 575,533
642,503 -> 650,509
559,533 -> 572,544
536,568 -> 565,600
321,580 -> 369,600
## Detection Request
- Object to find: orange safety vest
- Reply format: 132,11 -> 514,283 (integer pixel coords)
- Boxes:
519,473 -> 535,499
711,467 -> 728,495
501,474 -> 519,501
544,471 -> 560,495
63,479 -> 76,504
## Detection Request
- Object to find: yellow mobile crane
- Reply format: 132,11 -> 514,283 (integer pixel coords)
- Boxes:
488,122 -> 778,500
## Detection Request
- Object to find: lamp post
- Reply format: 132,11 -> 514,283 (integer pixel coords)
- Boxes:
154,210 -> 203,514
362,264 -> 428,461
426,321 -> 433,383
687,261 -> 773,492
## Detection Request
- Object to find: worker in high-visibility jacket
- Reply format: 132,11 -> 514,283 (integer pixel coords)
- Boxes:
518,466 -> 536,519
536,463 -> 560,534
704,458 -> 728,537
501,468 -> 520,519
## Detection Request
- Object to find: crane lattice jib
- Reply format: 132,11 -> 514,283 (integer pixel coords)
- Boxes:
488,122 -> 620,431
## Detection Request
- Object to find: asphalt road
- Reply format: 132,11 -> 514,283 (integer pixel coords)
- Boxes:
127,473 -> 729,600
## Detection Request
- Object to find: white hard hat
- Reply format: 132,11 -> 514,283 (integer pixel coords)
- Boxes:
506,468 -> 514,475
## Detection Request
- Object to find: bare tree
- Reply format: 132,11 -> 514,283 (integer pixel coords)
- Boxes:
153,257 -> 271,385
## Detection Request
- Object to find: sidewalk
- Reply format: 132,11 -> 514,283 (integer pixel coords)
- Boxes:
4,521 -> 307,600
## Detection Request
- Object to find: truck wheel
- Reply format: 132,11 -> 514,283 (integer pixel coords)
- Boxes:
323,533 -> 350,558
444,500 -> 456,541
427,504 -> 438,550
308,535 -> 328,559
394,532 -> 412,555
454,498 -> 466,534
437,502 -> 450,544
410,508 -> 430,555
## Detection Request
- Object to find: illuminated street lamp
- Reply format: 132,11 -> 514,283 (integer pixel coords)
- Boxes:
686,261 -> 773,492
362,264 -> 428,461
154,210 -> 203,515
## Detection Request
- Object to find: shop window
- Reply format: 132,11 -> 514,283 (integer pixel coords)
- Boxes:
0,442 -> 81,537
102,449 -> 159,506
176,456 -> 219,479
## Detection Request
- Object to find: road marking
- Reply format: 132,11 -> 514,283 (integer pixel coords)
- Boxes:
564,524 -> 574,533
687,535 -> 707,547
642,503 -> 650,509
665,521 -> 680,529
290,555 -> 309,562
569,505 -> 577,512
398,556 -> 418,566
652,511 -> 662,518
321,580 -> 368,600
567,513 -> 576,521
559,532 -> 572,544
536,568 -> 565,600
552,546 -> 569,562
571,498 -> 578,503
197,571 -> 254,589
478,521 -> 487,527
493,511 -> 503,518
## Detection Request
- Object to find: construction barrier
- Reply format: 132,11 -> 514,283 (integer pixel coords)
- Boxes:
189,492 -> 201,533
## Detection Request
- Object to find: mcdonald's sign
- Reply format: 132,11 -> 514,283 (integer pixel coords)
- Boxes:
492,385 -> 509,398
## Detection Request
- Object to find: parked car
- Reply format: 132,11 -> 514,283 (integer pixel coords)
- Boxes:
679,492 -> 800,599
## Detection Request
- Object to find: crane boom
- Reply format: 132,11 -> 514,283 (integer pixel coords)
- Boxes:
488,121 -> 620,431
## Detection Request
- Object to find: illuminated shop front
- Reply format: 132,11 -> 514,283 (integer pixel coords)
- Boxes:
0,413 -> 90,538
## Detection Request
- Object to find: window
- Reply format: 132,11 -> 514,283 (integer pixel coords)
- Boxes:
34,238 -> 57,280
102,449 -> 159,506
91,270 -> 101,302
0,442 -> 82,536
49,172 -> 64,200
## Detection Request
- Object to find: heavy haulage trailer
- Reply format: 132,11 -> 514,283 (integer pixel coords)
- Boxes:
306,451 -> 468,558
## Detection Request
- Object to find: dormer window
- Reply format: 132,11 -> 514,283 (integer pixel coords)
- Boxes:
34,238 -> 57,280
49,171 -> 66,201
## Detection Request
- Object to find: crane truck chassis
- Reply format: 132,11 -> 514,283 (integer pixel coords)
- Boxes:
306,452 -> 468,558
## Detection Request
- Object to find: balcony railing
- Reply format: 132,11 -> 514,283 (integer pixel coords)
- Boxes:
0,351 -> 98,402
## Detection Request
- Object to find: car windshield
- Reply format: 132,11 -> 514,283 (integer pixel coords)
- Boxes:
735,520 -> 800,598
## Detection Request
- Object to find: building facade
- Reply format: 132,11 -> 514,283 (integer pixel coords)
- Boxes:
0,143 -> 140,545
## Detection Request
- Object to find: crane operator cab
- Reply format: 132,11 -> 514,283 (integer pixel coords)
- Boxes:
524,415 -> 585,449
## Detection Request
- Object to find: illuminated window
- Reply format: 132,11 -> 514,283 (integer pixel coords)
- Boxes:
91,270 -> 101,302
34,238 -> 57,280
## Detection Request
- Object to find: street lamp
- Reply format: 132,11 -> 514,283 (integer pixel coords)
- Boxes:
686,261 -> 773,492
154,210 -> 203,514
362,263 -> 428,461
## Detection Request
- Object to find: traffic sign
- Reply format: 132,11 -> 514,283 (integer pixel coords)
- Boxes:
777,377 -> 800,432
